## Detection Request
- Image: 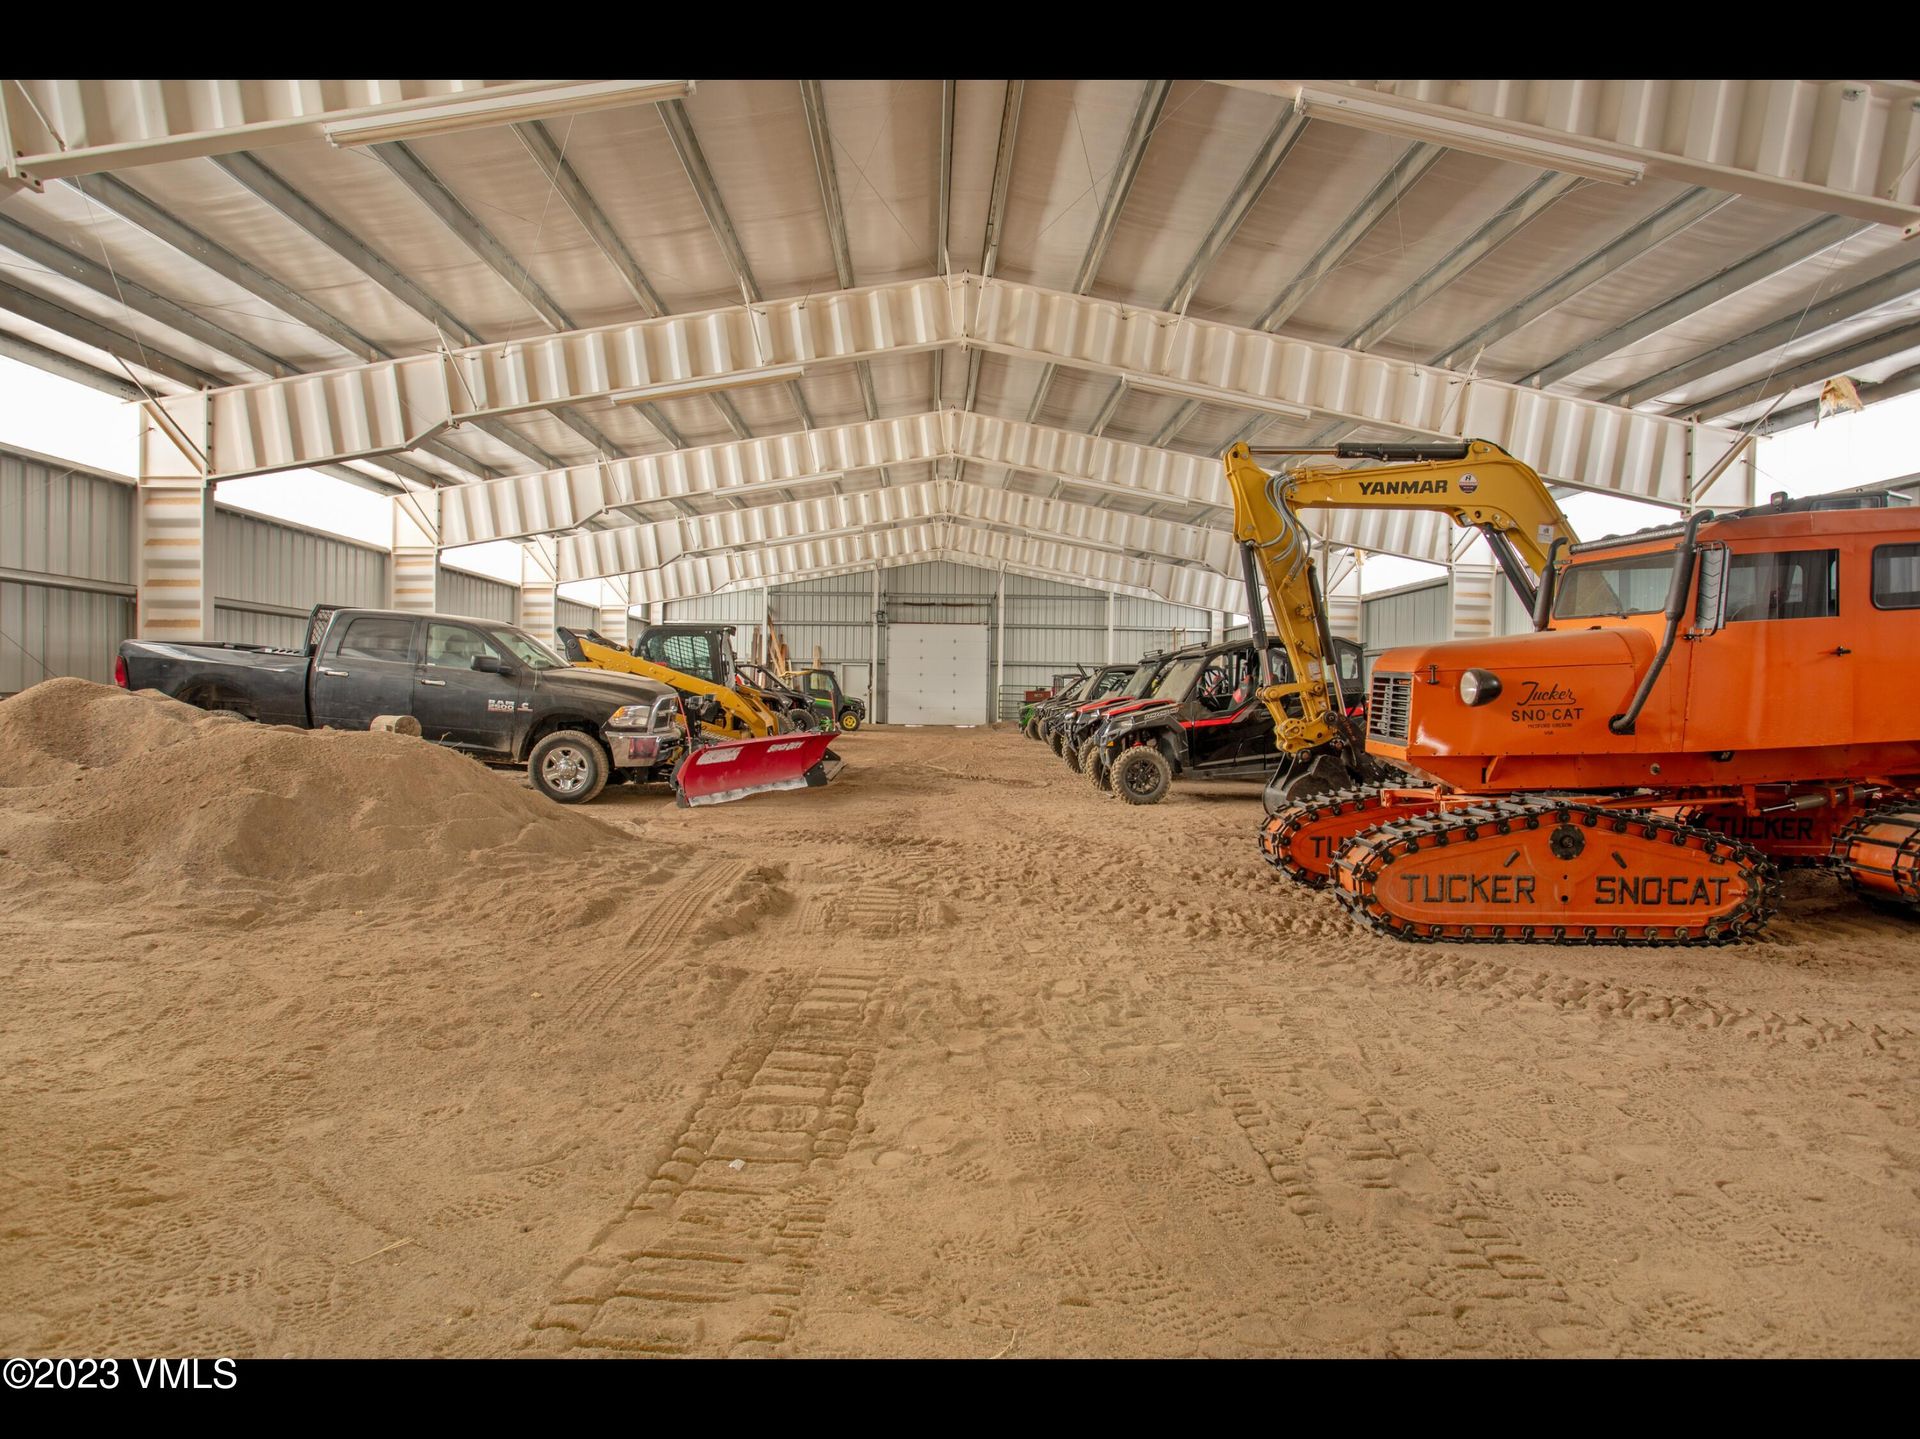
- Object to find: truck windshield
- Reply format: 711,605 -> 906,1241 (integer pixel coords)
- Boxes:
1554,552 -> 1675,619
492,628 -> 569,671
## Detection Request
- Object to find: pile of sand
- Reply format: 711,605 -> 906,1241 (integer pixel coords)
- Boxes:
0,678 -> 620,905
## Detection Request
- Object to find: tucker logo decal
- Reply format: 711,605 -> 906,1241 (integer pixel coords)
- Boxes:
1509,679 -> 1583,728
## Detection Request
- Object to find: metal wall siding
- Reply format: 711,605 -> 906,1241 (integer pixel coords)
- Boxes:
0,448 -> 134,583
0,580 -> 130,693
1362,580 -> 1451,654
214,605 -> 306,650
212,507 -> 388,615
555,598 -> 596,634
437,566 -> 519,622
665,588 -> 765,625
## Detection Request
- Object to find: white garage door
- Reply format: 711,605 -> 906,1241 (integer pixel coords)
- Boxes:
886,623 -> 989,724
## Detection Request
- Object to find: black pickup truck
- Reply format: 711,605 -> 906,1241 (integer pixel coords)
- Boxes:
117,604 -> 685,804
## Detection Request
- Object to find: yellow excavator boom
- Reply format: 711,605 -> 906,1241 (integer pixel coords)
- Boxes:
1222,437 -> 1580,761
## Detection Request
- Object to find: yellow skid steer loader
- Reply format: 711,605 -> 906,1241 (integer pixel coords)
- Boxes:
557,623 -> 844,806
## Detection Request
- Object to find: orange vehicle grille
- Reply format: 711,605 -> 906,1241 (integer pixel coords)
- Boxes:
1369,672 -> 1412,745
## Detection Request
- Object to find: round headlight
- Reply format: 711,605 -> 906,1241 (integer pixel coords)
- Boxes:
1459,669 -> 1502,707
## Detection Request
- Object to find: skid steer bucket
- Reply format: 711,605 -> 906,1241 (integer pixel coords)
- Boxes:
672,730 -> 843,807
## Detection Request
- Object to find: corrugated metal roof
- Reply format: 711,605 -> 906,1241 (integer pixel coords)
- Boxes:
2,78 -> 1915,595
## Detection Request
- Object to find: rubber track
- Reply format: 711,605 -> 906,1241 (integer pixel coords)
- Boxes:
1329,798 -> 1779,947
1259,785 -> 1423,891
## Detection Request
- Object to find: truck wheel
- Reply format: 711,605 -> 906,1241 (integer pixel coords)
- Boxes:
529,729 -> 609,804
1063,735 -> 1086,774
1111,746 -> 1172,806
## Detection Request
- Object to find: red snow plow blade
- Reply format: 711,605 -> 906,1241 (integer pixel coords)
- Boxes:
672,731 -> 844,807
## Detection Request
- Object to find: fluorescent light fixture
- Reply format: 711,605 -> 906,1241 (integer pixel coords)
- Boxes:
1293,87 -> 1647,186
607,363 -> 807,407
325,80 -> 693,148
1122,373 -> 1312,422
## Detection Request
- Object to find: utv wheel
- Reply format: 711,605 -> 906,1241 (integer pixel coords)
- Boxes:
1048,728 -> 1067,758
839,708 -> 862,733
1111,746 -> 1172,806
529,728 -> 609,804
1085,742 -> 1112,792
1063,736 -> 1086,774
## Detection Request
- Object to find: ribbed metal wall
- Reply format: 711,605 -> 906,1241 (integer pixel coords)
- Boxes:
0,446 -> 136,693
661,562 -> 1209,723
438,565 -> 518,623
212,506 -> 389,649
1361,579 -> 1450,675
1,582 -> 130,691
556,597 -> 596,634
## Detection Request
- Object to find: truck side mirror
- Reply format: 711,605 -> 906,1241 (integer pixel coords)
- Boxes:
472,655 -> 510,675
1692,542 -> 1729,634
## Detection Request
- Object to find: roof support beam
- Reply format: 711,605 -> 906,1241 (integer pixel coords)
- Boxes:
0,275 -> 224,390
964,81 -> 1025,415
0,210 -> 295,378
50,171 -> 490,485
656,98 -> 810,432
1432,186 -> 1733,371
64,171 -> 387,366
1215,79 -> 1920,234
0,328 -> 145,398
1137,138 -> 1440,447
1026,79 -> 1174,423
433,410 -> 1459,564
1758,359 -> 1920,433
1341,171 -> 1583,351
1257,142 -> 1445,332
1606,252 -> 1920,408
600,519 -> 1247,612
2,80 -> 694,185
559,477 -> 1234,579
509,120 -> 687,449
210,151 -> 568,474
1517,213 -> 1866,390
1091,107 -> 1309,442
1685,320 -> 1920,422
146,273 -> 1741,505
363,141 -> 637,461
799,80 -> 880,423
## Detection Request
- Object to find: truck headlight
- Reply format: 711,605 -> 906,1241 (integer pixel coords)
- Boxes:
609,700 -> 677,730
1459,669 -> 1502,707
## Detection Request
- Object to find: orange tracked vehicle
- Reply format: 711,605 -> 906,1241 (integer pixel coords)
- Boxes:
1224,439 -> 1920,945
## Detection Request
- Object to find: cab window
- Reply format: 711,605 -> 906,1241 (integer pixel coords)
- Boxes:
1872,543 -> 1920,610
424,623 -> 503,669
1554,553 -> 1674,619
335,616 -> 415,662
1722,549 -> 1838,622
805,673 -> 835,699
644,632 -> 717,682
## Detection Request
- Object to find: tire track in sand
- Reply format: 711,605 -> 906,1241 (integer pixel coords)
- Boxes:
562,860 -> 753,1024
530,965 -> 890,1356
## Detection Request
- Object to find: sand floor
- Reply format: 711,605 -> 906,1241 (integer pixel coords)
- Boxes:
4,721 -> 1918,1357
